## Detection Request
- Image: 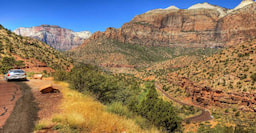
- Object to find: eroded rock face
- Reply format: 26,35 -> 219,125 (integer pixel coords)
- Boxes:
14,25 -> 92,51
83,2 -> 256,48
217,3 -> 256,46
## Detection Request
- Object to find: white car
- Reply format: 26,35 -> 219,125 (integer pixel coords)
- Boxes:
4,69 -> 27,81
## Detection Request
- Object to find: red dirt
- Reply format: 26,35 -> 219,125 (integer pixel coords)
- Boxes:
0,81 -> 21,127
0,79 -> 62,133
32,83 -> 62,120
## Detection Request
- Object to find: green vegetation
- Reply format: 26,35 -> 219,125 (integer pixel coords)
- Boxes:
0,56 -> 24,73
53,69 -> 69,81
66,64 -> 137,103
129,83 -> 181,132
54,64 -> 181,132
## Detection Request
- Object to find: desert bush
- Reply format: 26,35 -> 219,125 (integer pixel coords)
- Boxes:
106,102 -> 132,118
53,70 -> 68,81
251,73 -> 256,82
0,57 -> 16,73
235,111 -> 240,117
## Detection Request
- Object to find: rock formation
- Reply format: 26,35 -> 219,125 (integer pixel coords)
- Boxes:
14,25 -> 92,51
81,1 -> 256,48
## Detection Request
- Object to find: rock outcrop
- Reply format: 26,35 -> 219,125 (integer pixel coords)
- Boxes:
14,25 -> 92,51
168,74 -> 256,112
81,1 -> 256,48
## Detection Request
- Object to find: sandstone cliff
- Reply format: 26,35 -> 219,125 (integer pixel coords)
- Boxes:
82,1 -> 256,48
14,25 -> 92,51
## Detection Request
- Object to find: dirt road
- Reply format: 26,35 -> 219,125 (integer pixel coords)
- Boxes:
155,83 -> 212,123
0,79 -> 61,133
0,81 -> 21,127
0,81 -> 39,133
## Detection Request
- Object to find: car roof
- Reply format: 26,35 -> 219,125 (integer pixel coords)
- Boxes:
9,69 -> 25,72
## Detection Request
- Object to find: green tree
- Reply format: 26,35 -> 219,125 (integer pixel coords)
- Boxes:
137,83 -> 181,132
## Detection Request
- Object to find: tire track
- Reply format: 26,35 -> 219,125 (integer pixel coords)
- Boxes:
0,107 -> 7,117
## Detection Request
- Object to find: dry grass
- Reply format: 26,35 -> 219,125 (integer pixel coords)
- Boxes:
36,81 -> 159,133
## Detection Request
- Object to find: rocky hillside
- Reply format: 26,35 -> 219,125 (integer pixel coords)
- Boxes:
163,39 -> 256,112
81,0 -> 256,48
176,40 -> 256,93
70,0 -> 256,71
0,24 -> 72,72
14,25 -> 91,51
69,38 -> 220,74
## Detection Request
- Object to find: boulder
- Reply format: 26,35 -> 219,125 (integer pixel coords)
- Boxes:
33,74 -> 43,80
39,84 -> 60,94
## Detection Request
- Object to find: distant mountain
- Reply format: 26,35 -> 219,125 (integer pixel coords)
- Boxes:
14,25 -> 92,51
0,24 -> 72,72
80,1 -> 256,48
69,1 -> 256,71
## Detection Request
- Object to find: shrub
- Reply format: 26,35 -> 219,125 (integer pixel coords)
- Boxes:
135,83 -> 181,132
107,102 -> 132,118
53,70 -> 68,81
235,111 -> 240,117
0,57 -> 16,74
251,73 -> 256,82
68,64 -> 137,104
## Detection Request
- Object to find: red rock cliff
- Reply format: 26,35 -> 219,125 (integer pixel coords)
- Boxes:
84,2 -> 256,48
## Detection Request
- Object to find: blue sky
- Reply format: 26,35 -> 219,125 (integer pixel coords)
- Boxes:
0,0 -> 242,33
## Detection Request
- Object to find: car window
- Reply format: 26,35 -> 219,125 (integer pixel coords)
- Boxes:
10,70 -> 25,73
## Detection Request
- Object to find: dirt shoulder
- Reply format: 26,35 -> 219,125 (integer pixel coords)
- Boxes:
0,79 -> 62,133
0,81 -> 21,127
0,81 -> 39,133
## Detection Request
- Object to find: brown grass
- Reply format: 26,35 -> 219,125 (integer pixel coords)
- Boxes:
36,82 -> 159,133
